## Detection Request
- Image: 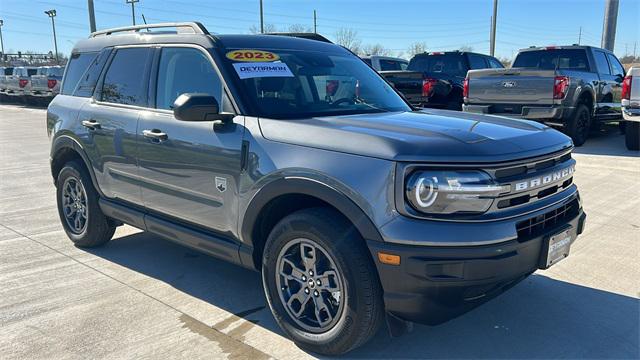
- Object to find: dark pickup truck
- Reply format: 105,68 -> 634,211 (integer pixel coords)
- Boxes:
381,51 -> 504,110
463,45 -> 625,146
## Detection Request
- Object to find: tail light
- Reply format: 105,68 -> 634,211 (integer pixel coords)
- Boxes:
553,76 -> 569,100
48,79 -> 57,89
422,78 -> 438,97
621,76 -> 632,100
463,77 -> 469,98
19,79 -> 28,88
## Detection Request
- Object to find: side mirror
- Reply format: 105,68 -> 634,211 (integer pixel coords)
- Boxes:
172,93 -> 233,123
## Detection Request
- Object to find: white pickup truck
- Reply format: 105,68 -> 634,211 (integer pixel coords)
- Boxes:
622,67 -> 639,150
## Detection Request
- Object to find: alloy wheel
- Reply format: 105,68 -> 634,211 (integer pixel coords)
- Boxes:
61,176 -> 88,234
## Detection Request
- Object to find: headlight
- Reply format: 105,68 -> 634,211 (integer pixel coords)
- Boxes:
405,170 -> 507,215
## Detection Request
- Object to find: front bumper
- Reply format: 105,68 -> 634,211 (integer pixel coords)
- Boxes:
463,104 -> 571,123
368,191 -> 586,325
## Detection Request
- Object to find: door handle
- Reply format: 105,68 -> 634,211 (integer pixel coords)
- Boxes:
81,120 -> 101,130
143,129 -> 168,142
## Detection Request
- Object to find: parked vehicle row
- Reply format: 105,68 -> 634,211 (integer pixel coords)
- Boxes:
0,65 -> 63,105
49,22 -> 586,356
367,45 -> 634,148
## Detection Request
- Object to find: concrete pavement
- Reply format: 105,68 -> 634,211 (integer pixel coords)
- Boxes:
0,104 -> 638,359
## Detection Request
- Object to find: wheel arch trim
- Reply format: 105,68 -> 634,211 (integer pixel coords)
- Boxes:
50,135 -> 104,197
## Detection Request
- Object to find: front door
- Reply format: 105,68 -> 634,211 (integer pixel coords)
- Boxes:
136,46 -> 243,235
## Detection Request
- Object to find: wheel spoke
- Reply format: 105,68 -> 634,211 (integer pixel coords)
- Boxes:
316,270 -> 340,292
300,242 -> 317,272
312,294 -> 333,327
287,288 -> 312,317
280,258 -> 306,284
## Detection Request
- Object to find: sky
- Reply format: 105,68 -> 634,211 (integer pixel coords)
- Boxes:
0,0 -> 638,60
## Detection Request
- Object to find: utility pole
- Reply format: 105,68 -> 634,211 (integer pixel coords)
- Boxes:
634,41 -> 637,60
88,0 -> 96,33
489,0 -> 498,56
44,10 -> 59,64
313,10 -> 317,33
259,0 -> 264,34
126,0 -> 139,26
0,20 -> 4,57
578,26 -> 582,45
601,0 -> 619,51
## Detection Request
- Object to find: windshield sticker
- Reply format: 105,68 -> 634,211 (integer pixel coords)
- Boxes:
232,62 -> 294,79
226,50 -> 280,62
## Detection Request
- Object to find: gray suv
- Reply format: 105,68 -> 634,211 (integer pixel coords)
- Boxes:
48,23 -> 586,355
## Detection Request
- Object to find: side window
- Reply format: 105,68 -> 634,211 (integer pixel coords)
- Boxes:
593,51 -> 611,75
155,47 -> 223,110
488,57 -> 504,68
61,52 -> 97,95
467,54 -> 488,69
101,47 -> 151,106
74,49 -> 111,98
606,53 -> 625,77
400,62 -> 408,70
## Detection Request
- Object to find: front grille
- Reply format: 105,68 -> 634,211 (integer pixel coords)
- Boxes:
516,199 -> 579,242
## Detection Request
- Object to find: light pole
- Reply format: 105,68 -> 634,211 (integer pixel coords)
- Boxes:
126,0 -> 139,26
44,10 -> 59,64
0,20 -> 5,57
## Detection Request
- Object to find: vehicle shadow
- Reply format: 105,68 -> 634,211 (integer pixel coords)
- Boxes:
88,230 -> 639,359
573,123 -> 640,157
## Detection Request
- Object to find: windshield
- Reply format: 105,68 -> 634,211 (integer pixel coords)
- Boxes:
513,49 -> 589,71
408,54 -> 466,76
222,48 -> 410,119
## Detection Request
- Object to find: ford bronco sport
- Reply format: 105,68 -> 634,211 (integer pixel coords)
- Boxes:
48,23 -> 586,355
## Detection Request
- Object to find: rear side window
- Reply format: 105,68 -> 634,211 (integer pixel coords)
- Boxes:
606,53 -> 625,76
74,49 -> 111,98
467,54 -> 488,69
362,58 -> 372,66
27,68 -> 37,76
488,57 -> 504,68
513,49 -> 589,71
408,54 -> 466,76
155,47 -> 223,110
101,47 -> 152,106
593,51 -> 610,75
61,52 -> 97,95
379,59 -> 405,71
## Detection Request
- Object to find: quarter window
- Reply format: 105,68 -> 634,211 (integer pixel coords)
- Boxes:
74,49 -> 111,98
155,47 -> 223,110
61,52 -> 97,95
101,47 -> 151,106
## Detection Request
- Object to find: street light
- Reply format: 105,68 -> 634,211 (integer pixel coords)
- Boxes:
0,20 -> 5,57
44,10 -> 59,64
126,0 -> 139,26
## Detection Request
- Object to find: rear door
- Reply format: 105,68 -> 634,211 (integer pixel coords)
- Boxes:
81,46 -> 153,205
606,53 -> 625,117
592,50 -> 621,117
137,45 -> 243,234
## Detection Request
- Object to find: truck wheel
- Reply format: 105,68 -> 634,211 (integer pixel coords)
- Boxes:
262,208 -> 384,355
625,122 -> 640,151
56,161 -> 116,247
565,104 -> 591,146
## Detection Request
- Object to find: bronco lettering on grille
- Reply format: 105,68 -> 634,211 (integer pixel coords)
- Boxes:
514,165 -> 575,192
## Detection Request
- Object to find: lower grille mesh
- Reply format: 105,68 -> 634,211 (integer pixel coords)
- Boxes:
516,200 -> 579,242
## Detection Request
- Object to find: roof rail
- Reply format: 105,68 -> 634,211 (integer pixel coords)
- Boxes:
90,22 -> 209,38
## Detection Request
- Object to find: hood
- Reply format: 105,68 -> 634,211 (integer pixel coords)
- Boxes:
258,109 -> 573,163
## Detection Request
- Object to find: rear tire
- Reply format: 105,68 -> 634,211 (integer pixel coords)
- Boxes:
625,121 -> 640,151
565,104 -> 591,147
56,161 -> 115,247
262,208 -> 384,355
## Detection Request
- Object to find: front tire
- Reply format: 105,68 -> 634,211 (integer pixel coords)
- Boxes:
262,208 -> 384,355
625,121 -> 640,151
565,104 -> 591,146
56,161 -> 116,247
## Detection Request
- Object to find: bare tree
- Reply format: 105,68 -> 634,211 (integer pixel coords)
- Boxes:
362,43 -> 392,56
288,24 -> 313,33
498,57 -> 512,68
334,28 -> 362,54
249,23 -> 278,34
407,42 -> 427,57
459,45 -> 474,52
